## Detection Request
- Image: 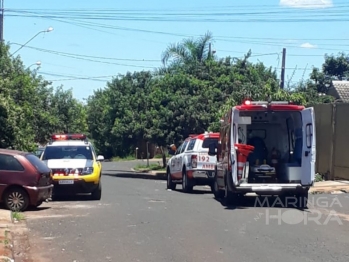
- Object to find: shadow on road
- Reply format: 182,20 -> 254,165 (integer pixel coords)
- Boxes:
213,195 -> 310,211
103,172 -> 166,181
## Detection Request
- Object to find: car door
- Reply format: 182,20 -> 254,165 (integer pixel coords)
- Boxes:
170,144 -> 183,179
177,140 -> 189,175
0,154 -> 25,197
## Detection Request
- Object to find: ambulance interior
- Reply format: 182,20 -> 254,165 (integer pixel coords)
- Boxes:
237,110 -> 303,184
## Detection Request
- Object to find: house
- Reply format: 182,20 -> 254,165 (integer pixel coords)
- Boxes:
327,81 -> 349,103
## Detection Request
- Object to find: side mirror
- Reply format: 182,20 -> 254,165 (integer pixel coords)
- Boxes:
208,143 -> 217,156
97,155 -> 105,161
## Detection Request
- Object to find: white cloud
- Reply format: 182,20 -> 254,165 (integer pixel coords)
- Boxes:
279,0 -> 333,9
300,42 -> 317,48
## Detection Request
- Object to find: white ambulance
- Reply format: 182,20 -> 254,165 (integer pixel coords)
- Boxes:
208,99 -> 316,208
166,132 -> 220,193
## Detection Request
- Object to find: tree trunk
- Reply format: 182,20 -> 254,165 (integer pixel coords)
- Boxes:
160,146 -> 167,168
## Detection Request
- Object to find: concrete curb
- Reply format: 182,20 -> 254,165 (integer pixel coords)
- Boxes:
309,186 -> 349,194
0,210 -> 14,262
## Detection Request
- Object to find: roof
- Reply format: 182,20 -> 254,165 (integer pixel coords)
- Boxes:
331,81 -> 349,102
46,141 -> 90,147
187,132 -> 220,140
0,149 -> 28,155
235,104 -> 304,111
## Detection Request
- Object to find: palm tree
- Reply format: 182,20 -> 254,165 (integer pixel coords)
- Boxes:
161,31 -> 214,68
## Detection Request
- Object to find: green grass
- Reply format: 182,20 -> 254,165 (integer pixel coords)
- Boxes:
111,155 -> 136,162
134,163 -> 166,172
11,212 -> 25,222
315,173 -> 324,182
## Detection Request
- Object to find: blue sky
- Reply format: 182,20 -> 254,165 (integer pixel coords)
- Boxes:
5,0 -> 349,101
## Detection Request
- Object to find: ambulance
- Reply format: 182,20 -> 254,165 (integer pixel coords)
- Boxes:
167,132 -> 220,193
208,99 -> 316,208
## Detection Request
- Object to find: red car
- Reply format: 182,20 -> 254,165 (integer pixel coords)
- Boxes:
0,149 -> 53,211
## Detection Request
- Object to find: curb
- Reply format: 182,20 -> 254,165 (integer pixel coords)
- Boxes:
309,188 -> 349,194
0,210 -> 14,262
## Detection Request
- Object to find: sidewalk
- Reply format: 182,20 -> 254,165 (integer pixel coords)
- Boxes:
310,180 -> 349,194
0,210 -> 14,262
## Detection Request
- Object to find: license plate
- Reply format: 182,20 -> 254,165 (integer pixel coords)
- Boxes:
58,180 -> 74,185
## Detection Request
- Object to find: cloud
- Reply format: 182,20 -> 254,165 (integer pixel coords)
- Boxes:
300,42 -> 317,48
279,0 -> 333,9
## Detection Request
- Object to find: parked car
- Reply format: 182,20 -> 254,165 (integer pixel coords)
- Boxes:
0,149 -> 53,211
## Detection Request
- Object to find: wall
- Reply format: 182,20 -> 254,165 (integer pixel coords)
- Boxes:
314,103 -> 349,180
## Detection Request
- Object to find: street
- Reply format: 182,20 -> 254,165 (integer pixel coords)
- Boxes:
23,161 -> 349,262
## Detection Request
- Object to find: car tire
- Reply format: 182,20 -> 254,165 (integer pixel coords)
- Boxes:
91,182 -> 102,200
296,190 -> 309,209
166,168 -> 176,190
182,169 -> 193,193
3,187 -> 29,212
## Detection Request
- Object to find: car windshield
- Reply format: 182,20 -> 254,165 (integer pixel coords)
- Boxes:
202,138 -> 219,148
42,146 -> 93,160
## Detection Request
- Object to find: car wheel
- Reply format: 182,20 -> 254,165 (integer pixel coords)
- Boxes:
166,169 -> 176,190
182,169 -> 193,193
4,187 -> 29,212
91,182 -> 102,200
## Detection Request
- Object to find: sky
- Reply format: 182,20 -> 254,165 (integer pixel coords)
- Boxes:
4,0 -> 349,101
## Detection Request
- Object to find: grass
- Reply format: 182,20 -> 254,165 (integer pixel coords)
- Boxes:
111,155 -> 136,162
315,173 -> 324,182
134,163 -> 166,172
11,212 -> 25,222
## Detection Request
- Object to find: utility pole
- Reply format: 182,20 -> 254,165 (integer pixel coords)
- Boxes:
0,0 -> 4,42
208,42 -> 212,57
280,48 -> 286,89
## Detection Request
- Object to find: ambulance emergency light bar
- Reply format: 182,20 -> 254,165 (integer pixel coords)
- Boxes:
51,134 -> 87,141
242,99 -> 292,106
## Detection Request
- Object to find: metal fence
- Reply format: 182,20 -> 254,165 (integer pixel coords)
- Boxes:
314,103 -> 349,180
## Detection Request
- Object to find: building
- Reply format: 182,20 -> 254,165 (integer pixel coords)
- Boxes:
327,81 -> 349,103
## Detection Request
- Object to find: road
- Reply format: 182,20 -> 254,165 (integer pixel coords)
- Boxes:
23,161 -> 349,262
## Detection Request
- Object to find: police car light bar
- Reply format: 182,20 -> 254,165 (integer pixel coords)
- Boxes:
51,134 -> 87,141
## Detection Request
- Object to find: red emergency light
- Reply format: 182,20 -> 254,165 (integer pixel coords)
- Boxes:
242,98 -> 252,105
51,134 -> 87,141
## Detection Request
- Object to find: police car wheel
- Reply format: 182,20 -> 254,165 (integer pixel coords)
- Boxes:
91,182 -> 102,200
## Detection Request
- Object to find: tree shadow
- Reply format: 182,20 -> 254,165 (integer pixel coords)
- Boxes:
103,172 -> 166,181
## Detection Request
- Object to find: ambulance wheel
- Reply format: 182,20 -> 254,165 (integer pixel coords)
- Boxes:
296,190 -> 309,209
212,173 -> 224,199
182,169 -> 193,193
166,168 -> 176,190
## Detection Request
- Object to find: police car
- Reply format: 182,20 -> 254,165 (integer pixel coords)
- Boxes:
40,134 -> 104,200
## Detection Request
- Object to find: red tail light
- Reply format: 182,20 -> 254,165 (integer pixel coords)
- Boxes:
191,155 -> 197,168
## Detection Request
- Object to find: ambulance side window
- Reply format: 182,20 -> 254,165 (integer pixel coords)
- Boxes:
187,139 -> 196,151
180,141 -> 189,154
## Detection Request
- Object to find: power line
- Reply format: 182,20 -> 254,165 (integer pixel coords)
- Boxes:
10,43 -> 160,68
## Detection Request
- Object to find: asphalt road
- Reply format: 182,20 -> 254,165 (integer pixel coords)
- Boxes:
24,161 -> 349,262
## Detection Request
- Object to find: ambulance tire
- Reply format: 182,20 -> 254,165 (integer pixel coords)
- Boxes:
166,168 -> 176,190
296,190 -> 309,209
182,169 -> 193,193
212,173 -> 224,199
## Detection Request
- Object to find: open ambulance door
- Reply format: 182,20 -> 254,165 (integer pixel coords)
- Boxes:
229,108 -> 239,188
301,107 -> 316,185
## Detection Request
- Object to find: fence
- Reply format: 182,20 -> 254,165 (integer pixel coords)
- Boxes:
314,103 -> 349,180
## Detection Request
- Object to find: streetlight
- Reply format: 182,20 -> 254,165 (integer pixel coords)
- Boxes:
28,61 -> 41,69
10,27 -> 54,56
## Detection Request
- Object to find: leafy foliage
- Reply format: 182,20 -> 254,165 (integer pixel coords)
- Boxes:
1,33 -> 346,160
